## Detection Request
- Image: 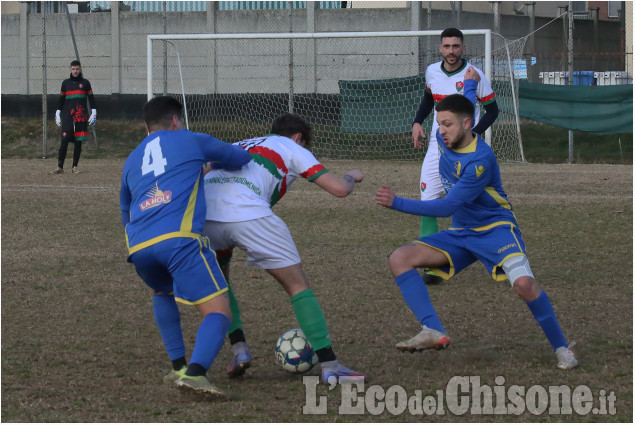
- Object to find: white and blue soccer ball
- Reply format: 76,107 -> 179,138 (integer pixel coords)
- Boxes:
275,329 -> 318,373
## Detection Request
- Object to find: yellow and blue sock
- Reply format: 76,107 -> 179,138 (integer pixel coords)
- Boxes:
152,293 -> 185,362
395,269 -> 446,333
526,290 -> 567,351
188,312 -> 231,375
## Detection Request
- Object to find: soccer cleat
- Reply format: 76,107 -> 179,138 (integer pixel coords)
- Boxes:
50,167 -> 64,174
227,349 -> 252,378
176,374 -> 227,399
421,272 -> 444,285
555,343 -> 578,370
395,325 -> 451,352
71,167 -> 79,174
320,361 -> 366,384
163,365 -> 187,384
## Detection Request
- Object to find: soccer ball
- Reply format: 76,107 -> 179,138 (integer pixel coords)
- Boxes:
275,329 -> 318,373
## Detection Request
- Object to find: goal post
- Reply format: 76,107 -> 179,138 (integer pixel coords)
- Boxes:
147,30 -> 525,162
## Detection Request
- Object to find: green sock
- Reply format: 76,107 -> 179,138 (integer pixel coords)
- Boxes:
291,289 -> 331,351
226,280 -> 243,335
419,215 -> 438,238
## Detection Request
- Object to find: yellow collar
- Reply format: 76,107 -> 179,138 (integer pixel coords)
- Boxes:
453,135 -> 478,153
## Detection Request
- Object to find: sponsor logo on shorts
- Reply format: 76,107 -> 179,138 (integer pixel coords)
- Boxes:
497,243 -> 517,254
140,182 -> 172,211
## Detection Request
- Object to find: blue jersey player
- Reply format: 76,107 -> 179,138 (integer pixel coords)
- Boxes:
120,96 -> 251,398
375,69 -> 578,370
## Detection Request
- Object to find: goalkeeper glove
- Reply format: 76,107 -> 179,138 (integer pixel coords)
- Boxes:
88,109 -> 97,126
55,110 -> 61,127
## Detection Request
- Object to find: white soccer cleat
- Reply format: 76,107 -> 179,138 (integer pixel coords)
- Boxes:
555,343 -> 578,370
176,375 -> 227,399
395,325 -> 451,352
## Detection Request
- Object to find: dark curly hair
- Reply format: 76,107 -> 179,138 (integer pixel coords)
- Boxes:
271,113 -> 314,149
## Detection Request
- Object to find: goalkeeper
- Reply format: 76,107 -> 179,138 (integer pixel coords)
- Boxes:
51,60 -> 97,174
202,113 -> 365,383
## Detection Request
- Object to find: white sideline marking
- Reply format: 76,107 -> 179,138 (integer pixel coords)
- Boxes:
3,184 -> 632,201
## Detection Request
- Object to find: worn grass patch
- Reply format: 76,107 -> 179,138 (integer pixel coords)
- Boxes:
1,159 -> 632,421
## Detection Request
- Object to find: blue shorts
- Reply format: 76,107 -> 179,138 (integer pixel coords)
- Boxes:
418,222 -> 527,281
130,236 -> 228,305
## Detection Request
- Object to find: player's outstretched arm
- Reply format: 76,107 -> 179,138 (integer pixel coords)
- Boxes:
313,169 -> 363,197
196,133 -> 251,171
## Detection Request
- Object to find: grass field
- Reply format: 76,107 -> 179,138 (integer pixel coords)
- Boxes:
1,157 -> 632,422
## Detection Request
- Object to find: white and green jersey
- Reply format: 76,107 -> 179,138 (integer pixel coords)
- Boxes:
425,60 -> 495,137
204,134 -> 328,222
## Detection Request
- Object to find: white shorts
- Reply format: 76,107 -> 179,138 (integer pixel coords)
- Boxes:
203,214 -> 301,270
419,133 -> 445,201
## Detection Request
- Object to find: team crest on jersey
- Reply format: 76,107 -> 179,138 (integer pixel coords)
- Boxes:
140,182 -> 172,211
456,81 -> 464,92
475,164 -> 486,177
453,161 -> 462,178
79,84 -> 83,88
420,182 -> 427,192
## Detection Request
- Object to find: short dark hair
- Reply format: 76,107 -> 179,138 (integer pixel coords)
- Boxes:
440,28 -> 464,42
70,60 -> 81,67
435,94 -> 474,123
271,113 -> 314,148
144,96 -> 183,130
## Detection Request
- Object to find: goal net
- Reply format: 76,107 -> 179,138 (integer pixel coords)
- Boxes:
147,30 -> 525,162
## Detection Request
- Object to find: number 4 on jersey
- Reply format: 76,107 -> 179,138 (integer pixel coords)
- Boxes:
142,137 -> 168,177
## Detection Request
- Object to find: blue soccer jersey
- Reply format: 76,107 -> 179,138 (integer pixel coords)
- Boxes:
391,79 -> 517,230
120,129 -> 250,255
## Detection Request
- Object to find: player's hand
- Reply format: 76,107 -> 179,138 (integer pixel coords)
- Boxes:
88,109 -> 97,126
465,66 -> 480,82
412,123 -> 427,149
375,185 -> 396,208
345,169 -> 364,183
55,110 -> 61,127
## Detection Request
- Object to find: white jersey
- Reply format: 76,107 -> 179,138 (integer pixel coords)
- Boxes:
204,134 -> 327,222
419,60 -> 495,202
424,60 -> 495,135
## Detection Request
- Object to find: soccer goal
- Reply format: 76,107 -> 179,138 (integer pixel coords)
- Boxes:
147,30 -> 525,162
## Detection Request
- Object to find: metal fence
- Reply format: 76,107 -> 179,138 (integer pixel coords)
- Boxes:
1,1 -> 630,119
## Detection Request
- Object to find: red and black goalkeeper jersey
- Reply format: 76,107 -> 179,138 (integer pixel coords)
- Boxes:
57,73 -> 96,123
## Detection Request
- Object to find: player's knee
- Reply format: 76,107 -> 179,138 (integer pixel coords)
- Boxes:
388,247 -> 411,275
512,276 -> 541,301
503,255 -> 540,300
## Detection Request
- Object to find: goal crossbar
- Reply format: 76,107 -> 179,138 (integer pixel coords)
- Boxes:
146,30 -> 492,101
144,29 -> 529,161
